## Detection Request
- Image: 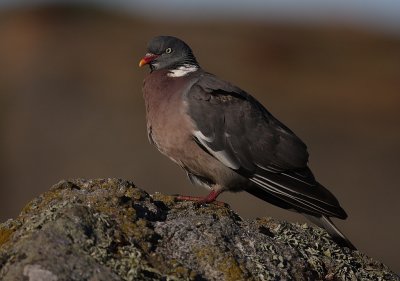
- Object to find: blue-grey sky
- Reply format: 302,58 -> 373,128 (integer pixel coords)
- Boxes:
2,0 -> 400,35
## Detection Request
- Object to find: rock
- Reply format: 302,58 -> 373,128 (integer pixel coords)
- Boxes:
0,179 -> 398,281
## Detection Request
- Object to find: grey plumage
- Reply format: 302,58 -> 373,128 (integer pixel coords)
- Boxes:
139,35 -> 356,250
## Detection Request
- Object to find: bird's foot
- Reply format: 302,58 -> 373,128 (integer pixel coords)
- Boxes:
175,190 -> 228,207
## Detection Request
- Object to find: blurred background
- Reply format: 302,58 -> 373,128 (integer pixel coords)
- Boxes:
0,0 -> 399,273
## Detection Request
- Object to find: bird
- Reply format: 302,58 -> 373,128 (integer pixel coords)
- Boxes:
139,35 -> 356,250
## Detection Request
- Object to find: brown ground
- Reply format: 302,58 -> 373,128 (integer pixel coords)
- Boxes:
0,5 -> 399,272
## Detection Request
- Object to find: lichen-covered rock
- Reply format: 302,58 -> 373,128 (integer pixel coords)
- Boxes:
0,179 -> 397,281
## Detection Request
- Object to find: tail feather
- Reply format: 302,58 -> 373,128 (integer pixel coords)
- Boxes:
304,214 -> 357,250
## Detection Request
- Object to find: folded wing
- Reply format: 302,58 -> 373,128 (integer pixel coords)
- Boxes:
186,73 -> 347,219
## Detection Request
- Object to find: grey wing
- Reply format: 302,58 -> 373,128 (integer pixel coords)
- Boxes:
186,76 -> 347,219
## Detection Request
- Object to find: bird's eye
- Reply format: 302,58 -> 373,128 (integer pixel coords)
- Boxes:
165,48 -> 172,54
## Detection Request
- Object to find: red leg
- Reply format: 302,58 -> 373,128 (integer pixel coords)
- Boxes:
176,190 -> 227,207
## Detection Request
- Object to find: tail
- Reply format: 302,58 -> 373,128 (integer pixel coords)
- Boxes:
304,214 -> 357,250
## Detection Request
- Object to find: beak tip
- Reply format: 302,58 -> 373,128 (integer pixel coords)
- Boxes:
139,53 -> 158,68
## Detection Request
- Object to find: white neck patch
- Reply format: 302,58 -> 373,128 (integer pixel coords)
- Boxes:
167,64 -> 198,77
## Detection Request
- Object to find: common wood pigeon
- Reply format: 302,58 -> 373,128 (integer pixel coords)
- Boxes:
139,35 -> 355,250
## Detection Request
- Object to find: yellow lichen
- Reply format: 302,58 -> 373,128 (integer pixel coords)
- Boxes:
0,227 -> 14,247
19,189 -> 63,220
21,201 -> 35,214
217,255 -> 245,281
127,189 -> 145,201
194,246 -> 245,281
151,193 -> 177,206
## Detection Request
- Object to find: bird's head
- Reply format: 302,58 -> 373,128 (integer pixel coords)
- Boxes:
139,36 -> 198,72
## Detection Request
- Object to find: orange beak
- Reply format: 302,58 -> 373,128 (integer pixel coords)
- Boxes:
139,53 -> 159,67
